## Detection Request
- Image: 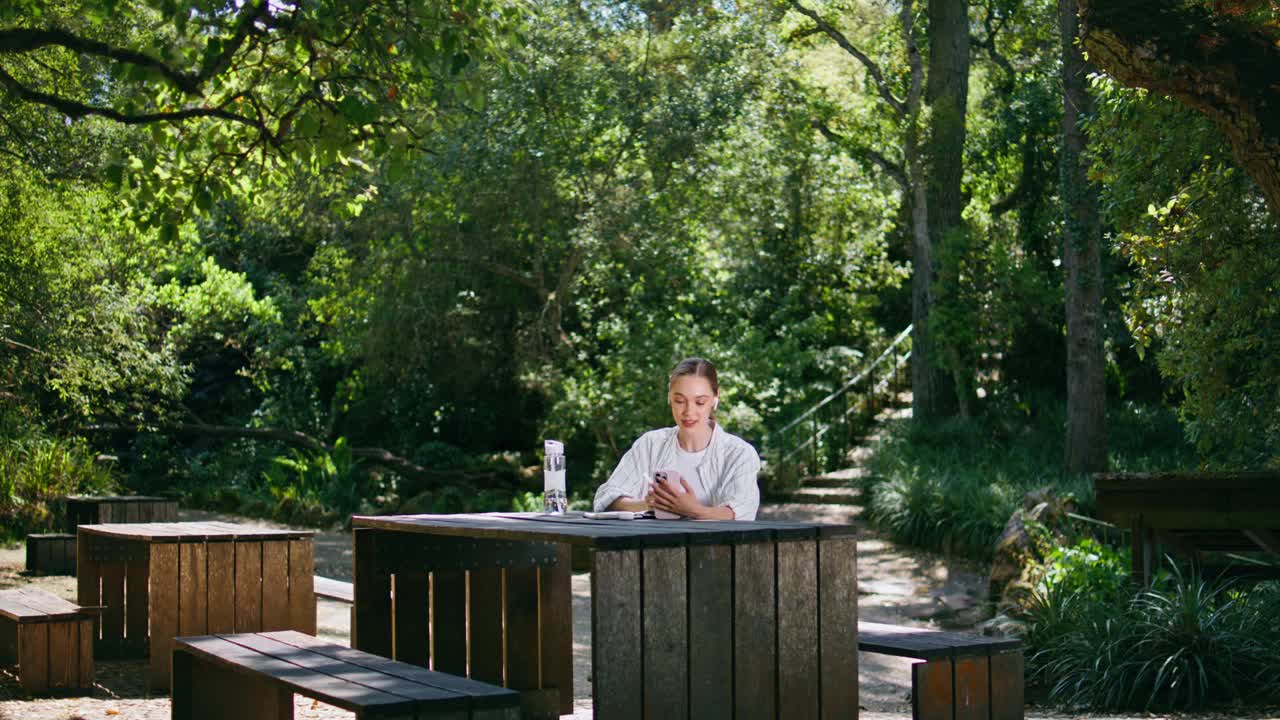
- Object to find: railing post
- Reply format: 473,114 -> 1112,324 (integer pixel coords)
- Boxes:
811,413 -> 819,474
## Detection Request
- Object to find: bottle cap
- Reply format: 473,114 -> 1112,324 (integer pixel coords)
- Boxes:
544,439 -> 564,455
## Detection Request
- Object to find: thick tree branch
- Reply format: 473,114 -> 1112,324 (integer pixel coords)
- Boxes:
1,336 -> 44,354
788,0 -> 908,117
811,118 -> 907,189
973,1 -> 1016,88
1080,1 -> 1280,216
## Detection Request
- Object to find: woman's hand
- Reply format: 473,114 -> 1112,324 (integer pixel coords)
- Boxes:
647,477 -> 706,518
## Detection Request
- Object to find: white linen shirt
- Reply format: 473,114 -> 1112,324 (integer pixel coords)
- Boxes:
592,423 -> 761,520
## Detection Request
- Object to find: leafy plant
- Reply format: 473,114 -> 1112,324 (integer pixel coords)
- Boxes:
260,437 -> 367,521
0,435 -> 119,540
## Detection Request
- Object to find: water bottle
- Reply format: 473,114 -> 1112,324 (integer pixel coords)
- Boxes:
543,439 -> 567,514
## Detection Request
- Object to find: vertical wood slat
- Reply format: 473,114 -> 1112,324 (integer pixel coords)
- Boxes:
149,543 -> 180,691
288,539 -> 316,635
393,571 -> 431,668
913,658 -> 954,720
955,656 -> 991,720
47,619 -> 74,691
777,540 -> 819,720
592,549 -> 643,720
539,543 -> 574,715
125,501 -> 141,524
76,532 -> 99,645
433,569 -> 468,675
17,622 -> 48,694
78,618 -> 94,690
688,544 -> 733,719
469,567 -> 504,685
99,558 -> 126,658
261,541 -> 290,630
818,536 -> 859,720
734,541 -> 777,720
502,566 -> 539,691
990,650 -> 1025,720
353,529 -> 393,657
179,542 -> 208,637
642,546 -> 688,720
125,551 -> 151,654
206,542 -> 236,634
185,648 -> 294,720
234,541 -> 263,632
0,612 -> 15,662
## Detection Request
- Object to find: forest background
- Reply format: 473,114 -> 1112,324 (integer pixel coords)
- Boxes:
2,0 -> 1278,532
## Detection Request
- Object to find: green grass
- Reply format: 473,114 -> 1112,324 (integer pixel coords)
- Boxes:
864,396 -> 1197,559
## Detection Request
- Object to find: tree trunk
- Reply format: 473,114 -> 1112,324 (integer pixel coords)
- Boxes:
1078,1 -> 1280,219
1061,0 -> 1108,473
915,0 -> 970,422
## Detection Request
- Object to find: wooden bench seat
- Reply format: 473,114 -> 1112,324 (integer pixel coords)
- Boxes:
0,588 -> 94,695
314,576 -> 354,604
858,620 -> 1023,720
172,630 -> 521,719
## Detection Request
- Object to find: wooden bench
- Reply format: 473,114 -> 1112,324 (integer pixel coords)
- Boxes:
858,621 -> 1024,720
25,533 -> 77,575
173,630 -> 520,719
0,588 -> 94,695
314,575 -> 354,604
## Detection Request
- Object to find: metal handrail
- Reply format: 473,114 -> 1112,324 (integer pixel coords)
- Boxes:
769,325 -> 912,469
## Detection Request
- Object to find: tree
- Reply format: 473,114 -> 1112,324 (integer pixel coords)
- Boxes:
1078,0 -> 1280,217
1060,0 -> 1107,472
0,0 -> 517,220
787,0 -> 970,423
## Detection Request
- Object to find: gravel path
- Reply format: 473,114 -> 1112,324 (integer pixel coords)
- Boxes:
3,506 -> 1275,720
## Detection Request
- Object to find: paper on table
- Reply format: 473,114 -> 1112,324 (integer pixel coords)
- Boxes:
583,511 -> 648,520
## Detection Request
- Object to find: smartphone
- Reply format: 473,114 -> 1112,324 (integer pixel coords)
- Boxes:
652,470 -> 685,520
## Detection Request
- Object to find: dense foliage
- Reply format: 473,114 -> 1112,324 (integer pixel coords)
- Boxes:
1021,543 -> 1280,710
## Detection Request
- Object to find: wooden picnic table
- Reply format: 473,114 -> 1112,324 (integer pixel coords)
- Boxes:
76,521 -> 316,691
63,494 -> 178,529
350,512 -> 859,720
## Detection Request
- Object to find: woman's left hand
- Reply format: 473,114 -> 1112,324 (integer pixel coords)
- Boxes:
648,477 -> 705,519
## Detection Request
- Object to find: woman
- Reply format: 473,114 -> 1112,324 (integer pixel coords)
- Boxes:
592,357 -> 760,520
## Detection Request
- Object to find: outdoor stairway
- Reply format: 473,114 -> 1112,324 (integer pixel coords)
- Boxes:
786,467 -> 867,505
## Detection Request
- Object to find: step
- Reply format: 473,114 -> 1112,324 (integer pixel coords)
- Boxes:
786,487 -> 863,505
804,468 -> 869,488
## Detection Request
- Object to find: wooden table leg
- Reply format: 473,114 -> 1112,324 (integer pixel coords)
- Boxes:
353,529 -> 392,656
149,543 -> 179,691
591,549 -> 642,720
819,535 -> 859,720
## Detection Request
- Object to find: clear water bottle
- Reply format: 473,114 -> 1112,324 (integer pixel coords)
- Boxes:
543,439 -> 567,514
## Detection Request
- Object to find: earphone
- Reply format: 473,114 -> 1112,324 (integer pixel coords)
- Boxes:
713,398 -> 719,410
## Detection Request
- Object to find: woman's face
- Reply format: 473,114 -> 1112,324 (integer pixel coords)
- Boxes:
669,375 -> 717,432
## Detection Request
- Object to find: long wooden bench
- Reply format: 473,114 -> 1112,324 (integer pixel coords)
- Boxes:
172,630 -> 521,719
0,588 -> 94,695
858,620 -> 1024,720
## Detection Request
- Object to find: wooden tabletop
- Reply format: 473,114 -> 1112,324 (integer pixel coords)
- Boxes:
64,495 -> 172,502
351,512 -> 857,549
0,588 -> 86,622
76,521 -> 312,542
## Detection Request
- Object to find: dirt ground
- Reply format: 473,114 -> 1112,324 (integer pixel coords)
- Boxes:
2,506 -> 1277,720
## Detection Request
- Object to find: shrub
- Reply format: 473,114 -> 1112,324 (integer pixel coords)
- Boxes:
0,435 -> 119,540
1023,548 -> 1280,711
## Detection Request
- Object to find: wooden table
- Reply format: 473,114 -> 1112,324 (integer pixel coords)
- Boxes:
350,513 -> 859,720
1095,471 -> 1280,583
76,521 -> 316,690
64,495 -> 178,528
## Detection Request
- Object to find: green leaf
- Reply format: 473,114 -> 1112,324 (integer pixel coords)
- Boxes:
450,52 -> 471,75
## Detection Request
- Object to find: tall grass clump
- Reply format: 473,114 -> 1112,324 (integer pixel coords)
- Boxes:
0,435 -> 119,540
1023,546 -> 1280,710
864,396 -> 1195,559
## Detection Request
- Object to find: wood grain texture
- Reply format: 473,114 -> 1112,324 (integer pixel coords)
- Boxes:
539,544 -> 574,715
234,540 -> 263,633
47,619 -> 74,691
954,655 -> 991,720
433,569 -> 468,676
819,536 -> 859,720
125,552 -> 151,654
777,540 -> 819,720
912,658 -> 953,720
353,529 -> 393,657
642,546 -> 688,720
179,542 -> 208,637
99,559 -> 126,657
591,549 -> 642,720
148,542 -> 179,691
502,566 -> 539,690
206,542 -> 235,634
468,567 -> 504,685
78,618 -> 94,689
734,541 -> 777,720
393,571 -> 430,668
288,539 -> 316,635
17,622 -> 48,693
261,541 -> 290,630
688,544 -> 733,719
990,650 -> 1025,720
75,532 -> 99,645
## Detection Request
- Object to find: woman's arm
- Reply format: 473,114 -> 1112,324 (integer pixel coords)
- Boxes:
607,496 -> 652,512
649,477 -> 735,520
